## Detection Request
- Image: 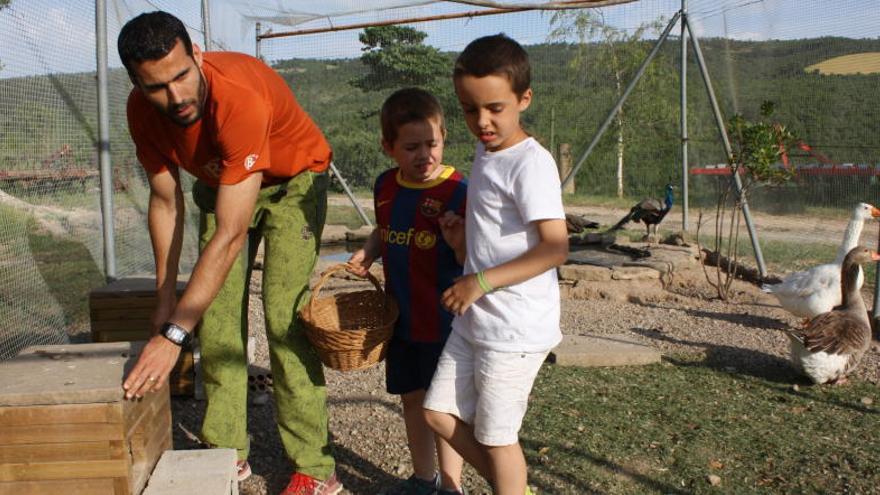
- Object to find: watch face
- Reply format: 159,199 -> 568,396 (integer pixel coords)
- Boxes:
163,324 -> 188,345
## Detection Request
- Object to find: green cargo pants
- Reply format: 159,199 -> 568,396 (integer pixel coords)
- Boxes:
193,171 -> 333,479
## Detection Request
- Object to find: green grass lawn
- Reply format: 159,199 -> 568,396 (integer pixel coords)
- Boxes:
523,355 -> 879,494
326,204 -> 374,229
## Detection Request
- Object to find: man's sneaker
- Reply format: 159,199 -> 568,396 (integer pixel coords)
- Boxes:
236,460 -> 252,482
281,472 -> 343,495
377,473 -> 439,495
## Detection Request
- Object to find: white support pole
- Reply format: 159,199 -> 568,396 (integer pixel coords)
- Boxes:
96,0 -> 116,281
255,22 -> 262,60
329,162 -> 373,228
201,0 -> 212,50
680,0 -> 689,232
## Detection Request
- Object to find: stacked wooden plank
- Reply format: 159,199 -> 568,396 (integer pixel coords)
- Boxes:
89,277 -> 197,396
0,342 -> 171,494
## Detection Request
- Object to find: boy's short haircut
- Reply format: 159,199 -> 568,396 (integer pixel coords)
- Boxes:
380,87 -> 446,145
453,34 -> 530,97
118,11 -> 193,77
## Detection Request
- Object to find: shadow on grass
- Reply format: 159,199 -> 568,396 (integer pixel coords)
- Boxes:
521,437 -> 689,495
630,330 -> 879,416
630,325 -> 798,383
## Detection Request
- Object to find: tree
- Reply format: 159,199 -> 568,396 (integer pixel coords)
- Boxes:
700,101 -> 797,300
0,0 -> 10,73
549,10 -> 676,197
352,25 -> 449,92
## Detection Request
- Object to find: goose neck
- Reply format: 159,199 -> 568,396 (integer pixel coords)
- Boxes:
835,217 -> 865,263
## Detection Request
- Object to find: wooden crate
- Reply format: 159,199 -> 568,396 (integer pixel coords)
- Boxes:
90,278 -> 198,396
0,342 -> 172,494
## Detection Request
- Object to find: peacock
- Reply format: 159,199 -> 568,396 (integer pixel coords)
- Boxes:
565,213 -> 600,234
608,184 -> 674,241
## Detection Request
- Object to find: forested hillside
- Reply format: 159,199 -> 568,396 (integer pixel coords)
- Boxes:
1,36 -> 878,205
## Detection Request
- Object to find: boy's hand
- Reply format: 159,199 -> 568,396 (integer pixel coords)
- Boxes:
439,211 -> 466,264
347,249 -> 374,278
442,273 -> 484,315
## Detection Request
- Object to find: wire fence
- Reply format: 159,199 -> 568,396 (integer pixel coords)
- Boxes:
1,0 -> 879,359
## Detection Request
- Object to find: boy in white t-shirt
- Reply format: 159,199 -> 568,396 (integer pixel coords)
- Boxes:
423,34 -> 568,495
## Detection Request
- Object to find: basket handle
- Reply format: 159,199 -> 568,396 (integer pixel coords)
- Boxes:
309,263 -> 385,314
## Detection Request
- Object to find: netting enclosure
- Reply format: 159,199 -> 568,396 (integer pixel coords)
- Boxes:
1,0 -> 879,358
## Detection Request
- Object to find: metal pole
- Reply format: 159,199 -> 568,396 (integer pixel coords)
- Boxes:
329,162 -> 373,228
684,16 -> 768,278
201,0 -> 212,50
255,22 -> 262,60
96,0 -> 116,281
562,10 -> 682,189
680,0 -> 689,232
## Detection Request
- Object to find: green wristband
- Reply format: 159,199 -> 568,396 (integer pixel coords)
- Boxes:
476,271 -> 494,294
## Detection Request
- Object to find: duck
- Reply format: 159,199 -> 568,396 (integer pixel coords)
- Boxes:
608,184 -> 674,242
786,245 -> 879,385
763,202 -> 880,318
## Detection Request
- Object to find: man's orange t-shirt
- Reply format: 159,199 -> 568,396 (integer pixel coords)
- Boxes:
127,52 -> 331,186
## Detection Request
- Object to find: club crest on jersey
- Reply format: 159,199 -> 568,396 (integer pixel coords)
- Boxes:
244,154 -> 259,171
420,197 -> 443,217
414,230 -> 437,250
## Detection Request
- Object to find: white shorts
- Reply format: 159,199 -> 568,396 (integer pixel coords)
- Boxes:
423,330 -> 549,446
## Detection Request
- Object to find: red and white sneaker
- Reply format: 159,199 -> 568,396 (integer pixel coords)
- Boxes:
281,472 -> 343,495
236,460 -> 252,481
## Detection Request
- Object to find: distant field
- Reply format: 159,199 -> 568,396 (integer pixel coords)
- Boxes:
806,52 -> 880,75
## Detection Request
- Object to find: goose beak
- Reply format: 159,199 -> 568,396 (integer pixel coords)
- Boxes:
872,251 -> 880,261
871,207 -> 880,218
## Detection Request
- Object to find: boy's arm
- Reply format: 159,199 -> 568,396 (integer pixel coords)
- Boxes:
442,218 -> 568,315
439,211 -> 466,265
347,228 -> 381,277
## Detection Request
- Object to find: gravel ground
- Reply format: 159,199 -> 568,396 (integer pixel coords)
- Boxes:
169,244 -> 880,495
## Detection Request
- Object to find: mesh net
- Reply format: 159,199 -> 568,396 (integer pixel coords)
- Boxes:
1,0 -> 879,358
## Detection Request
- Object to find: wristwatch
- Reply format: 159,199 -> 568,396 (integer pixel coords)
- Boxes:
160,322 -> 192,347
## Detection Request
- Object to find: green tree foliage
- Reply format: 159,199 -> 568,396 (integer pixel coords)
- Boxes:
353,26 -> 449,91
728,101 -> 797,187
0,0 -> 10,72
549,9 -> 678,197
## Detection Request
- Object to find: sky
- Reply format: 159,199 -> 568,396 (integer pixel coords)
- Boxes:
1,0 -> 879,78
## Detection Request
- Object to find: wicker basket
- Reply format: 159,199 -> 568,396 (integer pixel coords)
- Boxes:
300,264 -> 398,371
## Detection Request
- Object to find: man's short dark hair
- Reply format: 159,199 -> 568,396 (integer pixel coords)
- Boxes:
380,87 -> 446,145
453,34 -> 530,97
118,11 -> 193,76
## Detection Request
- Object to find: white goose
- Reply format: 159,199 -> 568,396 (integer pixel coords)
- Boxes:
764,202 -> 880,319
787,246 -> 879,385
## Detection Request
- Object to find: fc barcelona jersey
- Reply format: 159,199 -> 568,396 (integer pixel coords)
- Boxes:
374,165 -> 467,343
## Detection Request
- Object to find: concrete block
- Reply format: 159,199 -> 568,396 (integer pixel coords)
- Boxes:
144,449 -> 238,495
558,264 -> 613,281
550,334 -> 661,367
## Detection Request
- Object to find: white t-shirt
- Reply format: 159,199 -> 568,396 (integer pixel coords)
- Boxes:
453,137 -> 566,352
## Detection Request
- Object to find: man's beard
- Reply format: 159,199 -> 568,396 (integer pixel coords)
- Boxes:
167,72 -> 206,127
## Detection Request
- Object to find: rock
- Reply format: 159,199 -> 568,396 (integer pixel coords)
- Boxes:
549,334 -> 661,367
707,474 -> 722,486
612,266 -> 661,280
558,264 -> 612,282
